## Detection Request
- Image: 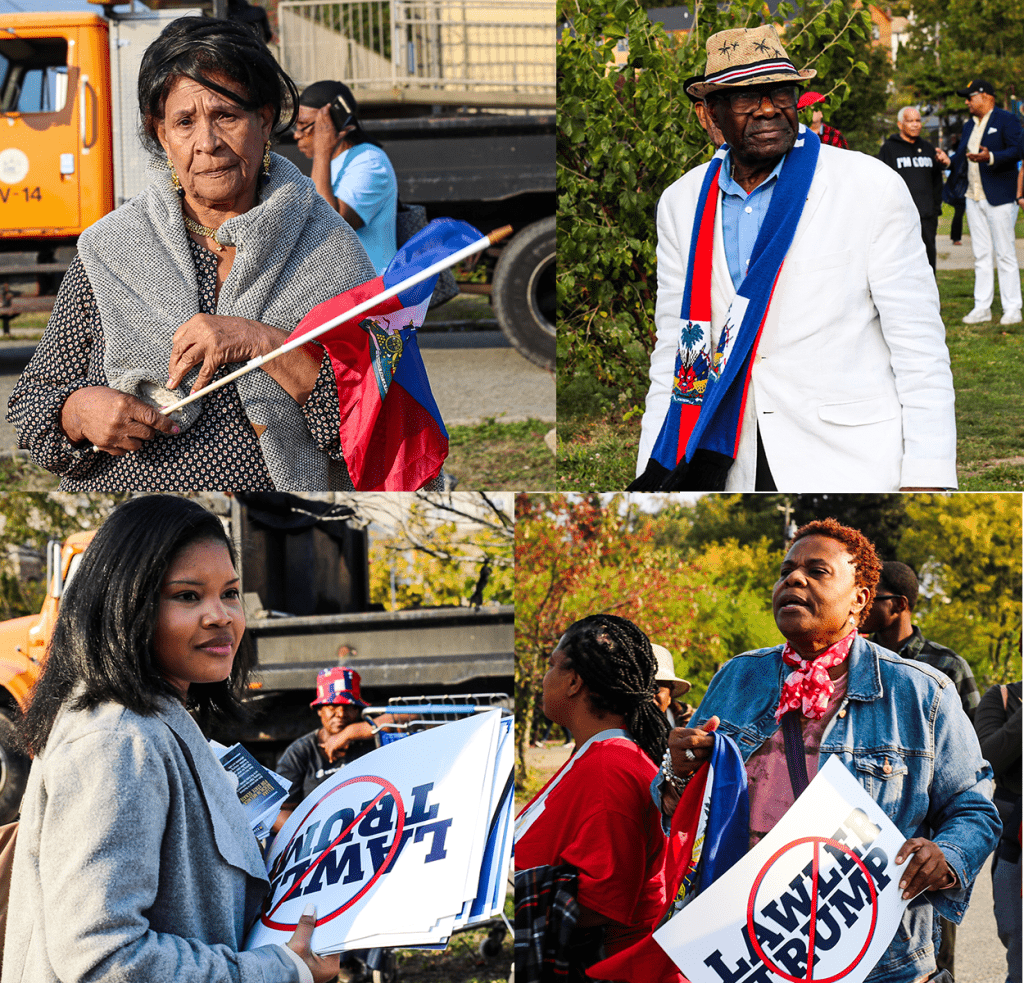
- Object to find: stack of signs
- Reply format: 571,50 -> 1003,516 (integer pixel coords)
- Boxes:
653,757 -> 912,983
245,708 -> 512,954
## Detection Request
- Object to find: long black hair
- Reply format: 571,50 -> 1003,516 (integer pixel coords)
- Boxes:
137,16 -> 299,156
20,495 -> 256,756
558,614 -> 668,765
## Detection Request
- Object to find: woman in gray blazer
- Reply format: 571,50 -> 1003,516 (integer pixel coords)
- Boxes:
3,495 -> 337,983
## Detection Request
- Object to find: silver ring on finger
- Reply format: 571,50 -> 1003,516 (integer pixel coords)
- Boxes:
684,748 -> 696,761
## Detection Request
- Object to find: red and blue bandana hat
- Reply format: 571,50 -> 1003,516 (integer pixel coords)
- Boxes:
310,666 -> 368,707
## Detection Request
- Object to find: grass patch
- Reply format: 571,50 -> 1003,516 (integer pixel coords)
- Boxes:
447,418 -> 554,490
391,910 -> 512,983
0,420 -> 554,492
0,455 -> 60,491
557,266 -> 1024,491
937,202 -> 1024,240
940,269 -> 1024,490
557,416 -> 640,491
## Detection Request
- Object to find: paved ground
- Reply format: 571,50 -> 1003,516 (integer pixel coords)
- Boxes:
522,742 -> 1010,983
936,234 -> 1024,271
418,331 -> 554,426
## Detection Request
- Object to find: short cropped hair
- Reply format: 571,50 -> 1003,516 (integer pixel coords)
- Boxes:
137,16 -> 299,156
897,105 -> 919,124
21,495 -> 256,755
878,560 -> 920,610
791,517 -> 883,623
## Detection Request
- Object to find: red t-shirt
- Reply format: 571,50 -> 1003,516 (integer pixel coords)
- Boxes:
516,736 -> 669,956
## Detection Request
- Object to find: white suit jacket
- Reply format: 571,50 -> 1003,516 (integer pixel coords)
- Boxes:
637,143 -> 958,491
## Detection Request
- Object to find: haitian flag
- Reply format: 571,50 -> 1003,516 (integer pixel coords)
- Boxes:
288,219 -> 482,490
587,731 -> 748,983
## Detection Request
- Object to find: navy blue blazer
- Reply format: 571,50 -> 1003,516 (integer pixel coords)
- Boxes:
949,106 -> 1023,206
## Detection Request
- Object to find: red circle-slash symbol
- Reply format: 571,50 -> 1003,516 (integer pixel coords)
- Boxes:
261,774 -> 406,932
746,836 -> 879,983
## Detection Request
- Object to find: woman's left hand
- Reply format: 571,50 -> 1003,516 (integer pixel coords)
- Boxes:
167,314 -> 281,394
894,838 -> 956,899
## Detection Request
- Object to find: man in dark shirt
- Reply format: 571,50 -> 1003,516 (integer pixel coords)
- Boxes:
862,560 -> 980,718
275,666 -> 378,816
861,559 -> 981,981
878,107 -> 951,271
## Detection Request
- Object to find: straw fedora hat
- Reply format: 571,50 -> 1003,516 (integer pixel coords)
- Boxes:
686,25 -> 816,100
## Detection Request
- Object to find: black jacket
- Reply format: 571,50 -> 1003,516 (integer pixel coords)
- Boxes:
877,132 -> 944,219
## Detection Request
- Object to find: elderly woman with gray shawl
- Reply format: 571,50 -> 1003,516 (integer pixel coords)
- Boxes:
8,18 -> 382,491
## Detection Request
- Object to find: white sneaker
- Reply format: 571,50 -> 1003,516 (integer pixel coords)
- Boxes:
962,308 -> 992,324
999,309 -> 1022,325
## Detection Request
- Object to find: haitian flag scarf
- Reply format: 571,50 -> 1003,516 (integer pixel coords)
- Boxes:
631,127 -> 820,491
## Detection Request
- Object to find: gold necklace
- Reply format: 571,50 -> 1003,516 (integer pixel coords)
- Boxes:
182,213 -> 225,252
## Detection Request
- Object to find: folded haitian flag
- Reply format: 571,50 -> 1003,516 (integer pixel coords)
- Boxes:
288,219 -> 482,491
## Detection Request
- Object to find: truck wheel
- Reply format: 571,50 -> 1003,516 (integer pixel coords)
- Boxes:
0,708 -> 28,823
492,216 -> 555,371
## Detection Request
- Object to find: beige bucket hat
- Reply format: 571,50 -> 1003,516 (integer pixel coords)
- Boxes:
686,25 -> 816,100
652,644 -> 692,699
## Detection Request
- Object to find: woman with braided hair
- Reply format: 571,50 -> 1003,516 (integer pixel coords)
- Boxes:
514,614 -> 682,983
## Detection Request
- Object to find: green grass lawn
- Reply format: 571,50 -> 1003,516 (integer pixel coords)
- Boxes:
2,421 -> 553,492
941,269 -> 1024,489
558,258 -> 1024,491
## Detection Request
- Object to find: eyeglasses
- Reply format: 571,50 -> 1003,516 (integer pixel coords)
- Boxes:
873,594 -> 904,602
293,119 -> 315,137
717,84 -> 798,116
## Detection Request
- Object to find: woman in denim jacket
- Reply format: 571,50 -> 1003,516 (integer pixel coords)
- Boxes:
660,517 -> 1000,983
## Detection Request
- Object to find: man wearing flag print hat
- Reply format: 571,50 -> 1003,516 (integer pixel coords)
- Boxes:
274,666 -> 377,813
632,25 -> 957,494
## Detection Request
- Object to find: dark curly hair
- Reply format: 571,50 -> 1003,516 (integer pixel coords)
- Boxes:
137,16 -> 299,156
791,518 -> 883,624
20,495 -> 256,756
557,614 -> 668,765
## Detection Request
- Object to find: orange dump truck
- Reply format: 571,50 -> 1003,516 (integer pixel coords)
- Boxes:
0,5 -> 196,333
0,529 -> 95,821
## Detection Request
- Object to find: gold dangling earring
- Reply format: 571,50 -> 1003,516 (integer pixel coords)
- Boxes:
167,156 -> 184,199
262,140 -> 271,178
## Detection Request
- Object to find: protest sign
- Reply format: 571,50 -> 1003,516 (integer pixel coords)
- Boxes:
245,708 -> 510,954
654,757 -> 911,983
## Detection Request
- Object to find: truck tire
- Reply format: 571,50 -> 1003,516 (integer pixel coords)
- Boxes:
492,216 -> 555,371
0,708 -> 28,823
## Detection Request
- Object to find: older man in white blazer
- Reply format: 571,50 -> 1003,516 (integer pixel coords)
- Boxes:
632,26 -> 957,493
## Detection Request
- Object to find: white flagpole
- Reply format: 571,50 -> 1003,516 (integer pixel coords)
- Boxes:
157,225 -> 512,418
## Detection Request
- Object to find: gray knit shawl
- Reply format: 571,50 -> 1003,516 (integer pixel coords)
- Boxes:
76,153 -> 376,490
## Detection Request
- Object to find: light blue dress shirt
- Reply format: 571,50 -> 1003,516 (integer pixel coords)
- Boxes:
717,150 -> 785,289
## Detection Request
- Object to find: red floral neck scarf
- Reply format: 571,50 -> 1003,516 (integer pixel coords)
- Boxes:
774,628 -> 857,722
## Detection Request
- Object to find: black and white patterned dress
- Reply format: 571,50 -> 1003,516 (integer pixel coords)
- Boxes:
7,242 -> 348,491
